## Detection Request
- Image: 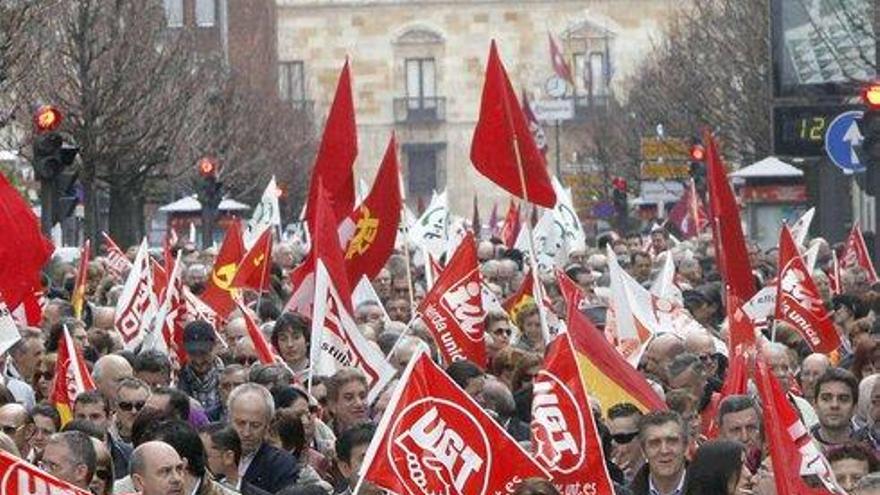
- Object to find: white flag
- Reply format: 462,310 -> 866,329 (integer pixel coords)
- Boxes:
0,298 -> 21,357
514,210 -> 564,274
650,252 -> 682,305
310,260 -> 396,403
245,176 -> 282,248
790,207 -> 815,247
351,275 -> 391,325
551,176 -> 587,253
408,190 -> 449,261
114,239 -> 158,351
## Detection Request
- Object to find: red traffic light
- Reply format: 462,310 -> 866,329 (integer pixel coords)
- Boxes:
197,157 -> 217,177
33,105 -> 62,133
612,177 -> 627,192
689,144 -> 705,162
864,83 -> 880,109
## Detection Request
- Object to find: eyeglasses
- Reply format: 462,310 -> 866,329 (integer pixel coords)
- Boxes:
492,327 -> 512,337
697,354 -> 714,364
0,424 -> 22,436
117,401 -> 146,412
37,372 -> 53,381
611,431 -> 639,445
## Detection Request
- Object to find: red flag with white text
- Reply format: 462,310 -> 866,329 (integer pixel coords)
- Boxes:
531,332 -> 615,494
359,351 -> 549,495
754,357 -> 845,495
416,232 -> 488,367
0,448 -> 92,495
841,224 -> 878,283
101,231 -> 131,279
775,225 -> 841,353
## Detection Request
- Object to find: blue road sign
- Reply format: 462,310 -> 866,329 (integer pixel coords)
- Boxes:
825,110 -> 865,173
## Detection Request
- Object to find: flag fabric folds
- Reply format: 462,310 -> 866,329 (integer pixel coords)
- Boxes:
304,60 -> 358,228
245,176 -> 282,248
666,179 -> 707,239
471,41 -> 556,208
338,135 -> 402,283
236,299 -> 278,366
101,231 -> 131,278
548,32 -> 575,86
704,132 -> 755,303
201,219 -> 246,318
0,449 -> 92,495
566,292 -> 666,414
71,239 -> 91,320
0,172 -> 54,309
359,351 -> 548,495
774,225 -> 841,353
230,227 -> 273,292
841,224 -> 878,283
416,232 -> 488,367
531,333 -> 615,493
52,325 -> 96,425
115,239 -> 158,351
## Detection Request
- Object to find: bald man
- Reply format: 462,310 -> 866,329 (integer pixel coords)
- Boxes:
0,403 -> 31,454
640,333 -> 685,383
93,355 -> 133,403
800,353 -> 831,405
130,441 -> 185,495
684,330 -> 720,380
223,317 -> 247,348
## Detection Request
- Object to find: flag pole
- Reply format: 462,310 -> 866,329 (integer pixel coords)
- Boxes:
396,166 -> 417,312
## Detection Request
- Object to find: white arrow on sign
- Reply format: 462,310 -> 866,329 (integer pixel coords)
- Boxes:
844,120 -> 864,165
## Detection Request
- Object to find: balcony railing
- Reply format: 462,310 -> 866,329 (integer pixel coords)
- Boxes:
393,97 -> 446,124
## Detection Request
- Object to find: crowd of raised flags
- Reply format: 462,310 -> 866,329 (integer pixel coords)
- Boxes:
0,40 -> 876,495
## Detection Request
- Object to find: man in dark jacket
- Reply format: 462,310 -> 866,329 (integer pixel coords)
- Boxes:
628,411 -> 687,495
228,383 -> 299,493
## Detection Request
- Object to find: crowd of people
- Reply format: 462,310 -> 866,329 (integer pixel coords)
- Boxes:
3,223 -> 880,495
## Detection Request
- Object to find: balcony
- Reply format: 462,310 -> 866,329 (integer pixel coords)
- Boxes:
393,97 -> 446,124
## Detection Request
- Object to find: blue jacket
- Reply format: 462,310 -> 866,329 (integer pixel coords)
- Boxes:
243,443 -> 300,494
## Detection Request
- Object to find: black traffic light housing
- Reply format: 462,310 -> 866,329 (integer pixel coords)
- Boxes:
196,157 -> 222,248
858,84 -> 880,194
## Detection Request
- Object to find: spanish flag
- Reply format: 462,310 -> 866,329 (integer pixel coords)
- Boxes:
71,239 -> 90,320
566,295 -> 665,415
51,325 -> 95,425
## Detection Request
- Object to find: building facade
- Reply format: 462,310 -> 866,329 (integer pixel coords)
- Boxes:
276,0 -> 675,221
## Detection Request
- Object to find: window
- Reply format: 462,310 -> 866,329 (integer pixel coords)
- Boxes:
406,146 -> 438,199
195,0 -> 216,27
589,52 -> 608,97
405,58 -> 436,108
573,52 -> 587,96
278,61 -> 305,102
164,0 -> 183,27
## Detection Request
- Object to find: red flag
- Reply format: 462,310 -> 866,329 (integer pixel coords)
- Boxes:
471,41 -> 556,208
201,219 -> 246,317
0,448 -> 92,495
304,60 -> 358,228
830,250 -> 842,296
230,227 -> 273,292
101,231 -> 131,279
499,200 -> 520,248
556,268 -> 586,312
235,299 -> 277,365
71,239 -> 91,320
531,333 -> 615,493
754,357 -> 845,495
548,32 -> 575,85
566,291 -> 666,413
775,225 -> 841,353
705,132 -> 755,302
0,172 -> 53,309
151,259 -> 168,300
153,252 -> 187,366
416,233 -> 487,367
360,351 -> 548,494
667,179 -> 708,239
841,224 -> 878,283
52,325 -> 95,425
339,135 -> 402,282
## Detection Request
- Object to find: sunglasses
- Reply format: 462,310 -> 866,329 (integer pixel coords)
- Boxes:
492,327 -> 512,337
37,372 -> 53,381
611,431 -> 639,445
118,400 -> 146,412
1,424 -> 23,436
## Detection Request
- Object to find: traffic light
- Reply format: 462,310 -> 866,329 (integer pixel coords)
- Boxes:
689,140 -> 707,195
31,106 -> 79,232
859,83 -> 880,194
197,157 -> 222,247
611,176 -> 627,231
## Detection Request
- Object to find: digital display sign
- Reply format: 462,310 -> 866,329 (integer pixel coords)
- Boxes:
773,104 -> 862,156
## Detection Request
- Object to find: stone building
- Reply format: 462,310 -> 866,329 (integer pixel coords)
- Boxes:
276,0 -> 675,224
